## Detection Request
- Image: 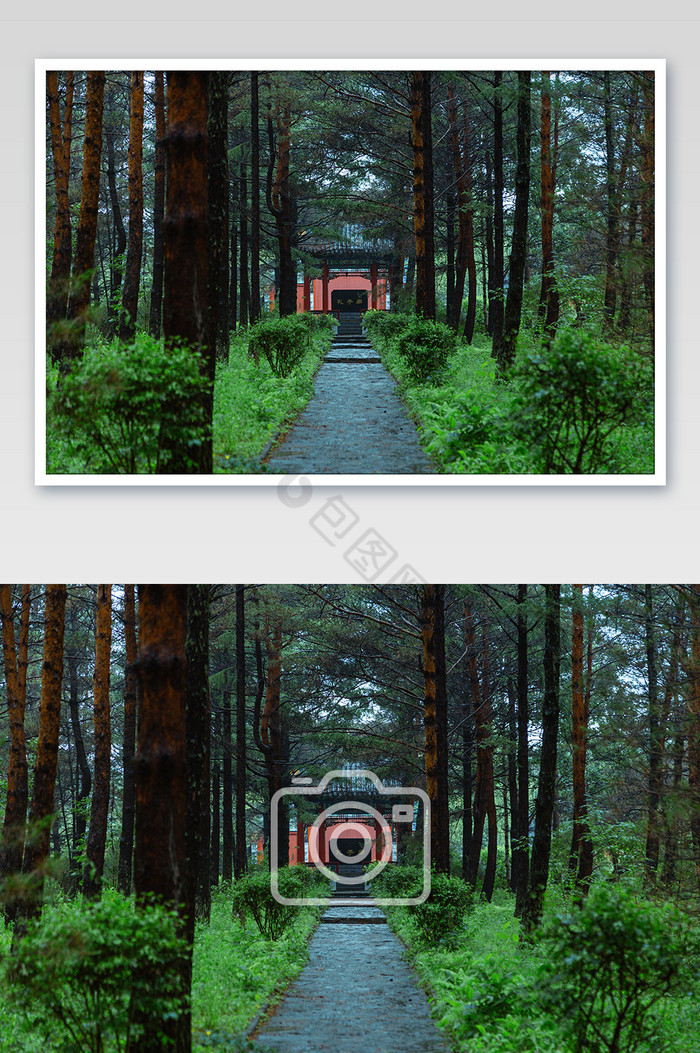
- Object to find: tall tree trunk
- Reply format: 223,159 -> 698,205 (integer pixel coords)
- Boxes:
420,584 -> 450,874
119,72 -> 145,343
499,71 -> 531,371
118,583 -> 137,895
539,72 -> 560,346
18,585 -> 66,926
158,71 -> 211,475
46,72 -> 74,357
638,71 -> 655,349
207,72 -> 230,361
267,93 -> 295,317
513,585 -> 530,916
105,105 -> 127,338
239,159 -> 250,327
60,71 -> 105,371
130,584 -> 189,1053
235,585 -> 248,879
686,585 -> 700,896
490,73 -> 505,359
410,71 -> 436,320
210,707 -> 221,886
0,585 -> 30,922
447,87 -> 476,341
84,584 -> 112,899
186,585 -> 211,928
249,73 -> 261,325
603,71 -> 619,334
253,613 -> 289,868
229,173 -> 238,331
464,600 -> 497,898
570,584 -> 593,898
148,71 -> 166,338
461,680 -> 473,881
521,584 -> 560,933
644,583 -> 663,877
221,682 -> 233,882
506,678 -> 518,892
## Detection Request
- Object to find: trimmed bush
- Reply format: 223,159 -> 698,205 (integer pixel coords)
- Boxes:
248,317 -> 310,377
394,316 -> 456,380
231,866 -> 321,940
412,872 -> 473,944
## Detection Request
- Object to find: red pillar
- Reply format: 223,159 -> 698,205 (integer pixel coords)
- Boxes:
388,264 -> 394,311
296,818 -> 304,865
371,260 -> 378,310
303,273 -> 311,313
322,261 -> 329,314
318,819 -> 327,865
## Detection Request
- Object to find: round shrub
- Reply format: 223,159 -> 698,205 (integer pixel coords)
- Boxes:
412,872 -> 473,944
248,317 -> 311,377
395,317 -> 456,380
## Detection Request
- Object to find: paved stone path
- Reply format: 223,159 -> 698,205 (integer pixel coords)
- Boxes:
254,904 -> 451,1052
264,315 -> 434,475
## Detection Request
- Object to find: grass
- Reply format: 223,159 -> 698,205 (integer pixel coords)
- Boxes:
0,882 -> 327,1053
383,886 -> 700,1053
368,318 -> 655,475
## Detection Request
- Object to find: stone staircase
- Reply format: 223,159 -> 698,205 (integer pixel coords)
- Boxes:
325,312 -> 381,364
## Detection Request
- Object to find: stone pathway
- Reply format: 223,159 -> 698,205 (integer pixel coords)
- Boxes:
264,314 -> 434,475
254,904 -> 451,1052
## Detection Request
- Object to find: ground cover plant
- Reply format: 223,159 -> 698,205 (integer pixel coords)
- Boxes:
45,316 -> 333,475
363,310 -> 654,475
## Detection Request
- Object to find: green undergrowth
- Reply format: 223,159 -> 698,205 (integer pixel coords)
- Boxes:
212,324 -> 331,473
45,317 -> 333,475
364,311 -> 655,476
383,885 -> 700,1053
0,881 -> 326,1053
191,883 -> 328,1048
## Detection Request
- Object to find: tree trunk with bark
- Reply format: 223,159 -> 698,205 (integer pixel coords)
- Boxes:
18,585 -> 66,925
119,72 -> 145,343
130,584 -> 189,1053
118,583 -> 137,895
464,601 -> 497,899
539,72 -> 560,346
84,585 -> 112,899
186,585 -> 211,928
410,71 -> 436,320
221,681 -> 233,882
499,71 -> 531,371
207,72 -> 230,360
148,71 -> 166,338
603,71 -> 620,334
490,73 -> 505,358
569,584 -> 593,898
235,584 -> 248,879
249,73 -> 261,325
60,71 -> 105,371
446,87 -> 476,341
420,584 -> 450,874
267,93 -> 296,317
158,71 -> 211,474
521,584 -> 560,934
638,71 -> 655,349
46,72 -> 74,357
513,585 -> 530,916
0,585 -> 30,922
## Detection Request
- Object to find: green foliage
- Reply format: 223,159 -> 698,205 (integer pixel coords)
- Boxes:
536,884 -> 700,1053
213,327 -> 330,470
47,333 -> 209,474
411,872 -> 473,945
369,863 -> 423,898
394,316 -> 456,380
248,317 -> 311,378
191,883 -> 325,1041
513,328 -> 653,474
362,309 -> 411,345
4,890 -> 187,1053
230,866 -> 320,940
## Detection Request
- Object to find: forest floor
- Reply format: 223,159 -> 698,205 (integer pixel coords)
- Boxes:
253,903 -> 450,1052
263,322 -> 434,475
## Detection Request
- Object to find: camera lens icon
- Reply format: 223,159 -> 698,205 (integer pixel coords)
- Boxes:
270,769 -> 431,906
